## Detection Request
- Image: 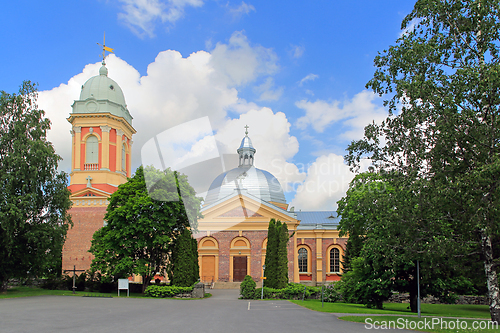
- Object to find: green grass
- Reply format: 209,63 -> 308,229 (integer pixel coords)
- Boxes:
289,300 -> 491,319
0,286 -> 87,299
0,286 -> 210,300
339,315 -> 499,333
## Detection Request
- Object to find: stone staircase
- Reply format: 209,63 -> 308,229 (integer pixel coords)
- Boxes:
205,281 -> 265,289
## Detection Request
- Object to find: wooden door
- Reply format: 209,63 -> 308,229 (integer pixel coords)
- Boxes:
202,255 -> 215,282
233,256 -> 247,282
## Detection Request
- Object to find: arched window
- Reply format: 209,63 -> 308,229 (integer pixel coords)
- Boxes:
330,248 -> 340,273
298,248 -> 308,273
122,144 -> 126,171
86,136 -> 98,164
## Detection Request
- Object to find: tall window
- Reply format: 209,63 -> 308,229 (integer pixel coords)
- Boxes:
86,136 -> 98,164
122,144 -> 126,171
298,248 -> 308,273
330,248 -> 340,273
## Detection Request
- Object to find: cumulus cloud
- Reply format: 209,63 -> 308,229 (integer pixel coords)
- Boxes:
209,31 -> 279,87
39,32 -> 280,177
214,108 -> 305,191
295,90 -> 387,139
290,153 -> 371,211
117,0 -> 204,37
299,73 -> 318,86
228,1 -> 256,18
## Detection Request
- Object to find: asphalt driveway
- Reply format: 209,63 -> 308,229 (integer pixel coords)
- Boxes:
0,289 -> 411,333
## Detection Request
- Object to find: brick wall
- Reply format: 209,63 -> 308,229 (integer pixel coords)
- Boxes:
197,229 -> 295,282
62,206 -> 107,273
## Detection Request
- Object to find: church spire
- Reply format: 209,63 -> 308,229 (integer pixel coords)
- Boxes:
237,125 -> 256,167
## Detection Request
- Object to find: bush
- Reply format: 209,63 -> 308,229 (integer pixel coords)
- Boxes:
251,283 -> 320,300
240,275 -> 257,299
322,282 -> 341,303
40,276 -> 68,290
144,285 -> 193,298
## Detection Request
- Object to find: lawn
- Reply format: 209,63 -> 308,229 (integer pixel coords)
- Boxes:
0,286 -> 209,299
289,300 -> 491,319
339,315 -> 499,333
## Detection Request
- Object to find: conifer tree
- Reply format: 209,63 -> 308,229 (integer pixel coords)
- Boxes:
264,219 -> 277,287
264,218 -> 289,289
169,228 -> 199,287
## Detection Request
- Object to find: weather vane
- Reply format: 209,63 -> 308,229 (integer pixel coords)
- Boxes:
97,32 -> 114,64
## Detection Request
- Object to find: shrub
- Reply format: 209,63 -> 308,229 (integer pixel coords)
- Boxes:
322,282 -> 342,303
252,283 -> 320,300
240,275 -> 257,299
144,285 -> 193,298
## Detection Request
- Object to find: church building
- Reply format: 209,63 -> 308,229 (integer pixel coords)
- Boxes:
62,56 -> 346,286
195,130 -> 346,285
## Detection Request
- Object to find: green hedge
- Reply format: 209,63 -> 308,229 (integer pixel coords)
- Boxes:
144,285 -> 194,298
251,283 -> 321,300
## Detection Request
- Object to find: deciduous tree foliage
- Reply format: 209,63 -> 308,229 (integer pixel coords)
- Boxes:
90,165 -> 202,292
0,82 -> 72,290
346,0 -> 500,320
338,172 -> 480,311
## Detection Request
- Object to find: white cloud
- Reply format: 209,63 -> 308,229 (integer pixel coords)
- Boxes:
299,73 -> 318,86
399,17 -> 421,38
228,1 -> 256,18
117,0 -> 204,37
254,77 -> 284,101
214,108 -> 305,192
290,45 -> 305,59
39,32 -> 280,177
209,31 -> 279,87
295,90 -> 387,139
290,153 -> 371,211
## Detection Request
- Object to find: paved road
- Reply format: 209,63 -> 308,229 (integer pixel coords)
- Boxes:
0,289 -> 411,333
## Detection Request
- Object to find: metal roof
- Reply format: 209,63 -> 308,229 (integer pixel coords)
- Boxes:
203,165 -> 286,206
295,211 -> 340,226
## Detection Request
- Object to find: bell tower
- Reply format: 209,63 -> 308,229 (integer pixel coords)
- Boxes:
62,42 -> 136,272
67,61 -> 135,194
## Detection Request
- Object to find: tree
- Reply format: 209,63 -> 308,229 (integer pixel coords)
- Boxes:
0,82 -> 72,290
168,228 -> 199,287
338,171 -> 479,311
89,165 -> 202,292
264,218 -> 289,289
346,0 -> 500,320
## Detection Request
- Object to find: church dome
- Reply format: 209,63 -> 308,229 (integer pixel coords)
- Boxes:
204,128 -> 286,207
80,64 -> 126,107
204,165 -> 286,206
72,63 -> 133,125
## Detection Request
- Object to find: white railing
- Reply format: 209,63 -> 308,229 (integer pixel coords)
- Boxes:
84,163 -> 99,171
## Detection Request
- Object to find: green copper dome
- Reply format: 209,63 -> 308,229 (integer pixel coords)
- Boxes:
72,63 -> 133,125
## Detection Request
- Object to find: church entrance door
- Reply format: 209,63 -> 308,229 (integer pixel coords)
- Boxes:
202,255 -> 216,283
233,256 -> 247,282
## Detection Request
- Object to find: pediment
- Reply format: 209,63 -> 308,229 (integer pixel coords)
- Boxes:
198,193 -> 299,231
218,206 -> 263,218
71,187 -> 110,199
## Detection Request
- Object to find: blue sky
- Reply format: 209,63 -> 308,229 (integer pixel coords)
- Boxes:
1,0 -> 416,210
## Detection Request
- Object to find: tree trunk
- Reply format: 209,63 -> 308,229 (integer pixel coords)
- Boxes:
481,230 -> 500,322
409,283 -> 418,313
142,275 -> 151,294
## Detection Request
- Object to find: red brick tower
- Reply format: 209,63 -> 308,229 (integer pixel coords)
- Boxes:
61,60 -> 135,273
